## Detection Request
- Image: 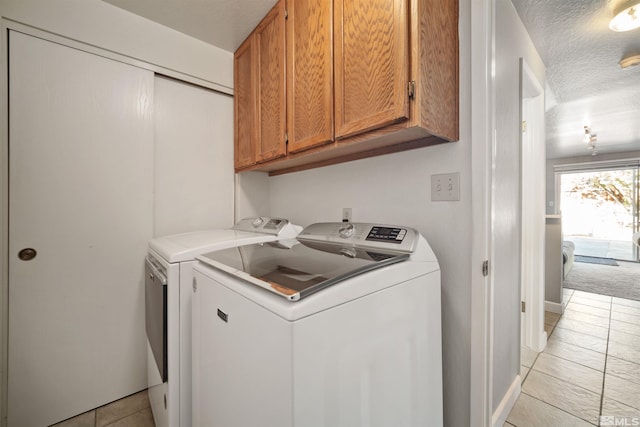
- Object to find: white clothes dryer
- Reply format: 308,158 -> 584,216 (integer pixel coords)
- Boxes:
145,217 -> 301,427
192,222 -> 443,427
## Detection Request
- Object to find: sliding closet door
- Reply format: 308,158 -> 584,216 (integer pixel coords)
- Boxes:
8,31 -> 154,426
153,76 -> 234,237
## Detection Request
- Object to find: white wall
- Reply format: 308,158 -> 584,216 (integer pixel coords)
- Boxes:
492,0 -> 545,414
236,2 -> 473,425
234,172 -> 271,222
0,0 -> 233,91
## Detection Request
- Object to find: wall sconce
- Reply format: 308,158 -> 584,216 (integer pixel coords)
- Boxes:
584,126 -> 598,155
609,0 -> 640,32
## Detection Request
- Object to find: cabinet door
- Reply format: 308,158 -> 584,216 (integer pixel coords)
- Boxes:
234,39 -> 257,169
255,0 -> 287,162
286,0 -> 334,153
334,0 -> 409,139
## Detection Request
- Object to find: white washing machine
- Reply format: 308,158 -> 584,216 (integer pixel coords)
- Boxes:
192,222 -> 443,427
145,217 -> 302,427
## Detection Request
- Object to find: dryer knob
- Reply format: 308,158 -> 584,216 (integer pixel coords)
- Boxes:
252,217 -> 264,228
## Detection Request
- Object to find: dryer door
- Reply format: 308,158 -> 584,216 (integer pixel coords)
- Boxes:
146,257 -> 168,382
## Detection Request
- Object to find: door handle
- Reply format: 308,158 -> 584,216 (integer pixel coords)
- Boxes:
145,257 -> 167,285
18,248 -> 37,261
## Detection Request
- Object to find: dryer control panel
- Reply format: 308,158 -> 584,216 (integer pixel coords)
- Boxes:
233,217 -> 293,235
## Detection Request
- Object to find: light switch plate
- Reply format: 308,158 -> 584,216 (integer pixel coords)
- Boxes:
431,173 -> 460,201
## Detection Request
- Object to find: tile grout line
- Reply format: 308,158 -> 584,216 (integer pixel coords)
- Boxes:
549,291 -> 602,425
598,296 -> 613,423
518,384 -> 601,426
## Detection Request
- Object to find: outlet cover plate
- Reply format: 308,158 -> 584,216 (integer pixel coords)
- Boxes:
342,208 -> 352,222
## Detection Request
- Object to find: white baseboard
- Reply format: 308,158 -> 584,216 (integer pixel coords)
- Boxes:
492,375 -> 521,427
544,300 -> 564,314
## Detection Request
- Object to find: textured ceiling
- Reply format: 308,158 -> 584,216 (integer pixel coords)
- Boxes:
511,0 -> 640,159
102,0 -> 278,52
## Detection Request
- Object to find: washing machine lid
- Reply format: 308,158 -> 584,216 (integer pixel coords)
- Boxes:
198,240 -> 409,301
196,223 -> 426,301
149,217 -> 301,263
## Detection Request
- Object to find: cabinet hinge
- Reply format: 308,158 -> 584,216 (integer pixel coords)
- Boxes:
521,301 -> 526,313
285,132 -> 289,145
482,260 -> 489,277
407,80 -> 416,100
284,9 -> 288,20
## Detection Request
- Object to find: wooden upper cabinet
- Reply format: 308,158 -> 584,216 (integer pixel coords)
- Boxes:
255,0 -> 287,162
234,40 -> 256,169
234,0 -> 286,169
413,0 -> 459,141
234,0 -> 458,174
286,0 -> 334,153
334,0 -> 409,139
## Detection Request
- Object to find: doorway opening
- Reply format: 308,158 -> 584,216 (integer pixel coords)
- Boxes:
559,168 -> 639,262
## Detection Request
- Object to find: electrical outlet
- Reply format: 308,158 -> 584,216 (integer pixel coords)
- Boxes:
342,208 -> 352,222
431,173 -> 460,201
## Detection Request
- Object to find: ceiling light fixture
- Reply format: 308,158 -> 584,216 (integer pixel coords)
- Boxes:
583,126 -> 598,155
609,0 -> 640,32
619,53 -> 640,68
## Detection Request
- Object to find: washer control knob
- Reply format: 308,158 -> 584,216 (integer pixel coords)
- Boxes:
338,223 -> 355,238
252,217 -> 264,228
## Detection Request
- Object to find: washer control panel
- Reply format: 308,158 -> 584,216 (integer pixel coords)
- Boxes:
366,226 -> 407,244
298,222 -> 419,253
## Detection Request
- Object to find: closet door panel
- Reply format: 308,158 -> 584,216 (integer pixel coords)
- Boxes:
8,31 -> 154,426
154,75 -> 234,237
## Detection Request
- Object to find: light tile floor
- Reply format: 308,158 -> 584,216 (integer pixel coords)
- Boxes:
50,389 -> 154,427
506,289 -> 640,426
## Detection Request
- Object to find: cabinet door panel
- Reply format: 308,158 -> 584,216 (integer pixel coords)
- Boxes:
334,0 -> 409,139
234,40 -> 257,169
287,0 -> 334,153
256,0 -> 287,162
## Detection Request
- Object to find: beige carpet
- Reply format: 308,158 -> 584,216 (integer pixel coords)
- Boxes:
563,260 -> 640,301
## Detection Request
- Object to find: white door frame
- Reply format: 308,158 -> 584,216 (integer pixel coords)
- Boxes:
0,20 -> 9,427
519,58 -> 547,352
470,0 -> 495,425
